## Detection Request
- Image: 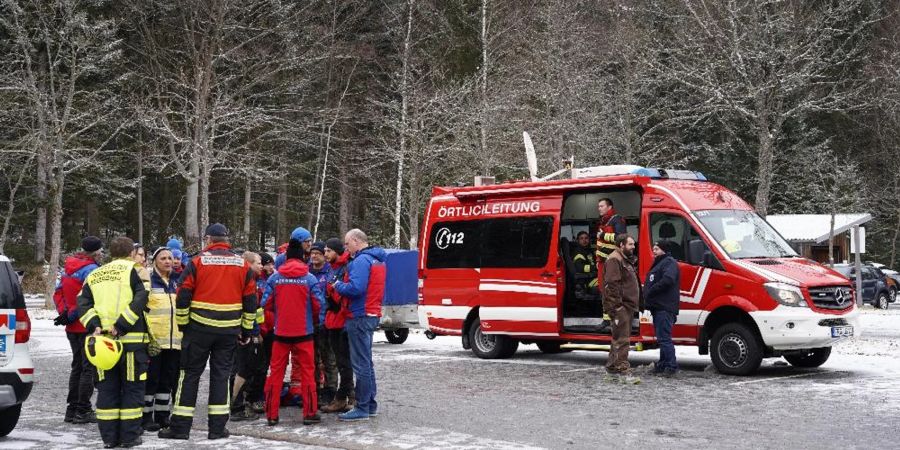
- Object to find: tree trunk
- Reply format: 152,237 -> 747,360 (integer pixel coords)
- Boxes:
0,160 -> 32,255
276,181 -> 288,242
34,155 -> 47,263
394,0 -> 415,248
339,168 -> 351,236
479,0 -> 489,175
199,159 -> 210,235
136,148 -> 144,244
45,172 -> 65,308
891,207 -> 900,268
243,176 -> 252,248
185,158 -> 200,246
406,162 -> 421,249
85,201 -> 99,237
753,96 -> 774,218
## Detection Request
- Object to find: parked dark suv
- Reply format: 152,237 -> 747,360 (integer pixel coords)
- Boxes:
832,263 -> 892,309
0,256 -> 32,436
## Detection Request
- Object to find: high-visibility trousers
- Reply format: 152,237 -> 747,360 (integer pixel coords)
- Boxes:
169,331 -> 237,435
96,348 -> 148,445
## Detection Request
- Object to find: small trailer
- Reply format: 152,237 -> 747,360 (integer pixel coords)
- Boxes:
379,249 -> 419,344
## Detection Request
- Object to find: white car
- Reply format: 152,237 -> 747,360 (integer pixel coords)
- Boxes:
0,255 -> 33,436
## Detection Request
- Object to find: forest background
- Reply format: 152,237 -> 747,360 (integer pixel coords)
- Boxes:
2,0 -> 900,299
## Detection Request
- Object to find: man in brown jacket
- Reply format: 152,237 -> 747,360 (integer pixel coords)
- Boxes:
602,233 -> 640,374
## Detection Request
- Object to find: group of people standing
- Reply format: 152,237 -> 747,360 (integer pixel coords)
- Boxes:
53,223 -> 386,448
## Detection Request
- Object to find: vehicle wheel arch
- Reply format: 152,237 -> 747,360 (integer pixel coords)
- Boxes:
700,305 -> 764,355
461,306 -> 481,350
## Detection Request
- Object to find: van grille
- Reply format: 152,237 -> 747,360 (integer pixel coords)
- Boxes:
808,286 -> 853,310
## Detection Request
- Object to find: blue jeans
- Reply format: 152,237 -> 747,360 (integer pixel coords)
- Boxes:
652,310 -> 678,372
346,316 -> 379,413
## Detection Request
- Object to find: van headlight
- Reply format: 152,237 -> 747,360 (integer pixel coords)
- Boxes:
764,282 -> 807,307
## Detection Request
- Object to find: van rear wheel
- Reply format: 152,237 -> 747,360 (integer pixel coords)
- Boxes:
0,404 -> 21,437
710,323 -> 763,376
469,320 -> 518,359
783,347 -> 831,368
384,328 -> 409,344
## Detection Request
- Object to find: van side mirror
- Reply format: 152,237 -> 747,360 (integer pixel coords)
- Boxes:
688,239 -> 723,270
687,239 -> 706,265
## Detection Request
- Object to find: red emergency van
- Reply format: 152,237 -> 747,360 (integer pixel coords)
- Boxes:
417,166 -> 859,375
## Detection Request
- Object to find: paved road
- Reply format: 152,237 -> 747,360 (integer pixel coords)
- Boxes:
8,308 -> 900,449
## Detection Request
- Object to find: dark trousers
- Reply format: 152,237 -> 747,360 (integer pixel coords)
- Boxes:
328,328 -> 354,401
652,310 -> 678,372
315,327 -> 338,392
144,349 -> 180,424
605,306 -> 635,373
169,331 -> 237,435
247,334 -> 273,403
346,316 -> 378,413
96,348 -> 148,445
66,332 -> 95,415
230,337 -> 265,411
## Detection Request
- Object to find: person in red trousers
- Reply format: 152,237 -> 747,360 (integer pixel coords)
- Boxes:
260,238 -> 324,426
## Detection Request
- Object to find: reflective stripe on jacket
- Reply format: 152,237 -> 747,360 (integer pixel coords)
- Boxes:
176,243 -> 257,335
147,269 -> 182,350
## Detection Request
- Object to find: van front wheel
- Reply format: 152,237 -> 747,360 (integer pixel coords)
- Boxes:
783,347 -> 831,368
469,320 -> 518,359
710,323 -> 763,376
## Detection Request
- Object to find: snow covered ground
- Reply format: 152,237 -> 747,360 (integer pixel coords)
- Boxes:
6,303 -> 900,449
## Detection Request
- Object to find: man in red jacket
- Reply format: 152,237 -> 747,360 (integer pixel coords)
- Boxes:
260,239 -> 324,426
53,236 -> 103,424
321,238 -> 355,413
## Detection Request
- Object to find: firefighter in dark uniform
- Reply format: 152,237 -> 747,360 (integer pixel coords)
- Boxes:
595,198 -> 627,329
77,236 -> 150,448
158,223 -> 257,441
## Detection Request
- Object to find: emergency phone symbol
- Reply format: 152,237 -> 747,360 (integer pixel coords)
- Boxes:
435,227 -> 464,250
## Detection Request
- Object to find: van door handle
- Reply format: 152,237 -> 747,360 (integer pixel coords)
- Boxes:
540,272 -> 554,278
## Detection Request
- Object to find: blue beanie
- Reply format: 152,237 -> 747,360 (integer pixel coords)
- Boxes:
290,227 -> 311,242
166,238 -> 183,251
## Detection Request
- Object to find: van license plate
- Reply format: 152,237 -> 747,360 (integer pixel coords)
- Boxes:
0,335 -> 6,358
831,326 -> 854,338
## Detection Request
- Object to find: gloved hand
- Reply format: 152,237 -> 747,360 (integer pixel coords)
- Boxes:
239,328 -> 252,345
53,314 -> 70,326
148,338 -> 162,357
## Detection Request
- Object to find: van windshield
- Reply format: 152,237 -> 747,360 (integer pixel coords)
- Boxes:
694,209 -> 797,259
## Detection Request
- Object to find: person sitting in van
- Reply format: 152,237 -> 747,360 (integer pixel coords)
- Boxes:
571,231 -> 598,294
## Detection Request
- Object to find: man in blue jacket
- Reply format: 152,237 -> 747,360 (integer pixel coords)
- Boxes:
333,229 -> 386,422
643,241 -> 681,376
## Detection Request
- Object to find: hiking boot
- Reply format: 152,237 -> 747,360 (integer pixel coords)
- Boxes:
157,428 -> 189,440
120,437 -> 143,448
338,407 -> 369,422
249,400 -> 265,414
267,417 -> 279,426
230,405 -> 259,422
208,429 -> 230,440
142,414 -> 161,432
321,398 -> 347,414
302,414 -> 322,425
103,442 -> 118,449
72,410 -> 97,424
64,405 -> 76,423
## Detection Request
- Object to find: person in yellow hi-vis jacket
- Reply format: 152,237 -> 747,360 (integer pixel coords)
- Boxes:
77,236 -> 150,449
